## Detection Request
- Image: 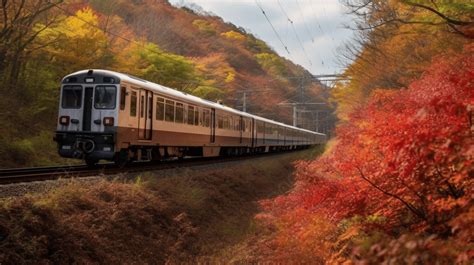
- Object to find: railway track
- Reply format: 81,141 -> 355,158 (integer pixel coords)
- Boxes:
0,151 -> 295,185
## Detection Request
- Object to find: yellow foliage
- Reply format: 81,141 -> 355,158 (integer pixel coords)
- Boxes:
195,54 -> 236,86
221,30 -> 245,41
192,19 -> 216,35
36,7 -> 109,73
255,53 -> 287,76
224,71 -> 235,83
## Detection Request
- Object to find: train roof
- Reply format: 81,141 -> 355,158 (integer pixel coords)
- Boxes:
63,69 -> 325,136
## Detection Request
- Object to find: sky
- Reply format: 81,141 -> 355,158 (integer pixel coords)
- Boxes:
169,0 -> 356,75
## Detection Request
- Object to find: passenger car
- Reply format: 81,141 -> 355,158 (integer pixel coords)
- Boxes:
54,69 -> 326,166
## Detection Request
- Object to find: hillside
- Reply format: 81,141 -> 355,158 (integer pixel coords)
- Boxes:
0,0 -> 332,167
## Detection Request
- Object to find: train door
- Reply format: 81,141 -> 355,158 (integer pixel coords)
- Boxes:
251,118 -> 255,148
210,108 -> 216,143
239,116 -> 243,144
146,92 -> 153,139
82,87 -> 93,131
138,90 -> 153,140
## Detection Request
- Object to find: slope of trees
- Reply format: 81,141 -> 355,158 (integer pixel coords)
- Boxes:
0,0 -> 330,167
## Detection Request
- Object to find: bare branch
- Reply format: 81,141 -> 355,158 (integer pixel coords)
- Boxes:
403,1 -> 473,26
355,166 -> 428,222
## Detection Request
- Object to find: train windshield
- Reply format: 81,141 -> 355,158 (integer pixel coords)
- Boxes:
94,86 -> 116,109
62,85 -> 82,109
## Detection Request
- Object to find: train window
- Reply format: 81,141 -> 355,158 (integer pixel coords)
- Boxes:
61,85 -> 82,109
120,87 -> 126,110
203,109 -> 210,127
194,108 -> 199,126
175,103 -> 184,123
156,97 -> 164,120
188,106 -> 194,125
130,91 -> 137,117
95,86 -> 116,109
218,115 -> 223,129
165,100 -> 174,122
233,117 -> 237,131
140,95 -> 145,117
224,116 -> 228,129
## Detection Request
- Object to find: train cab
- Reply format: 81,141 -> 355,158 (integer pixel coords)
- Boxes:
54,70 -> 120,166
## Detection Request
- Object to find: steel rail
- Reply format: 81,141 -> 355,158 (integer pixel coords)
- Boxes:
0,150 -> 303,185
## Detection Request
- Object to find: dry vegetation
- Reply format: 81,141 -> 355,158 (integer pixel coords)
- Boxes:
0,148 -> 323,264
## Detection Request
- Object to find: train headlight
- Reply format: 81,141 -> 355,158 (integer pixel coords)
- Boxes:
103,117 -> 114,126
59,116 -> 70,125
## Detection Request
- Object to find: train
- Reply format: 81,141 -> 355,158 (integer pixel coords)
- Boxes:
53,69 -> 326,167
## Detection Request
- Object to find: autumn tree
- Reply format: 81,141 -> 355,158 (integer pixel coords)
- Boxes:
258,46 -> 474,263
35,7 -> 111,76
115,41 -> 199,91
333,0 -> 472,119
0,0 -> 63,89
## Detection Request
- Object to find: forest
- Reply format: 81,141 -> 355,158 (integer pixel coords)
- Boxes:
252,0 -> 473,263
0,0 -> 330,168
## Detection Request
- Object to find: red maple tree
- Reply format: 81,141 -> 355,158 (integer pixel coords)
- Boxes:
257,44 -> 474,263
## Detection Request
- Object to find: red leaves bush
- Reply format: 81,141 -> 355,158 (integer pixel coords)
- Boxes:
257,45 -> 474,262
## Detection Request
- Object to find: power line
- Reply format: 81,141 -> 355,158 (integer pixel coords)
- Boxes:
276,0 -> 312,68
309,0 -> 326,36
254,0 -> 290,55
295,0 -> 329,70
295,0 -> 315,43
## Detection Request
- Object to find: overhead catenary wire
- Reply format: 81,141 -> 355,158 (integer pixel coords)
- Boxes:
311,0 -> 343,71
295,0 -> 315,43
254,0 -> 291,55
295,0 -> 327,69
309,0 -> 326,36
276,0 -> 312,68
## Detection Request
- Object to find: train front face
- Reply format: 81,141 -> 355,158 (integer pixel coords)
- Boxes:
54,70 -> 120,163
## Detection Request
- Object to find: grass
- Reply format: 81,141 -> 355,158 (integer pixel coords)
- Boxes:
0,147 -> 324,263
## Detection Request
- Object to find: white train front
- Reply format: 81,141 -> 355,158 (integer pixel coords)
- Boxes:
54,69 -> 326,166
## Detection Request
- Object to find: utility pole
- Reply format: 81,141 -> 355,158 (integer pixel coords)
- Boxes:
243,92 -> 247,112
293,103 -> 297,126
279,102 -> 326,128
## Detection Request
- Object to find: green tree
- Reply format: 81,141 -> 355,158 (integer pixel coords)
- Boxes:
192,85 -> 224,101
255,53 -> 287,76
116,42 -> 199,90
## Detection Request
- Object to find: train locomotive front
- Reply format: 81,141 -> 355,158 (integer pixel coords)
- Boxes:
54,70 -> 119,166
